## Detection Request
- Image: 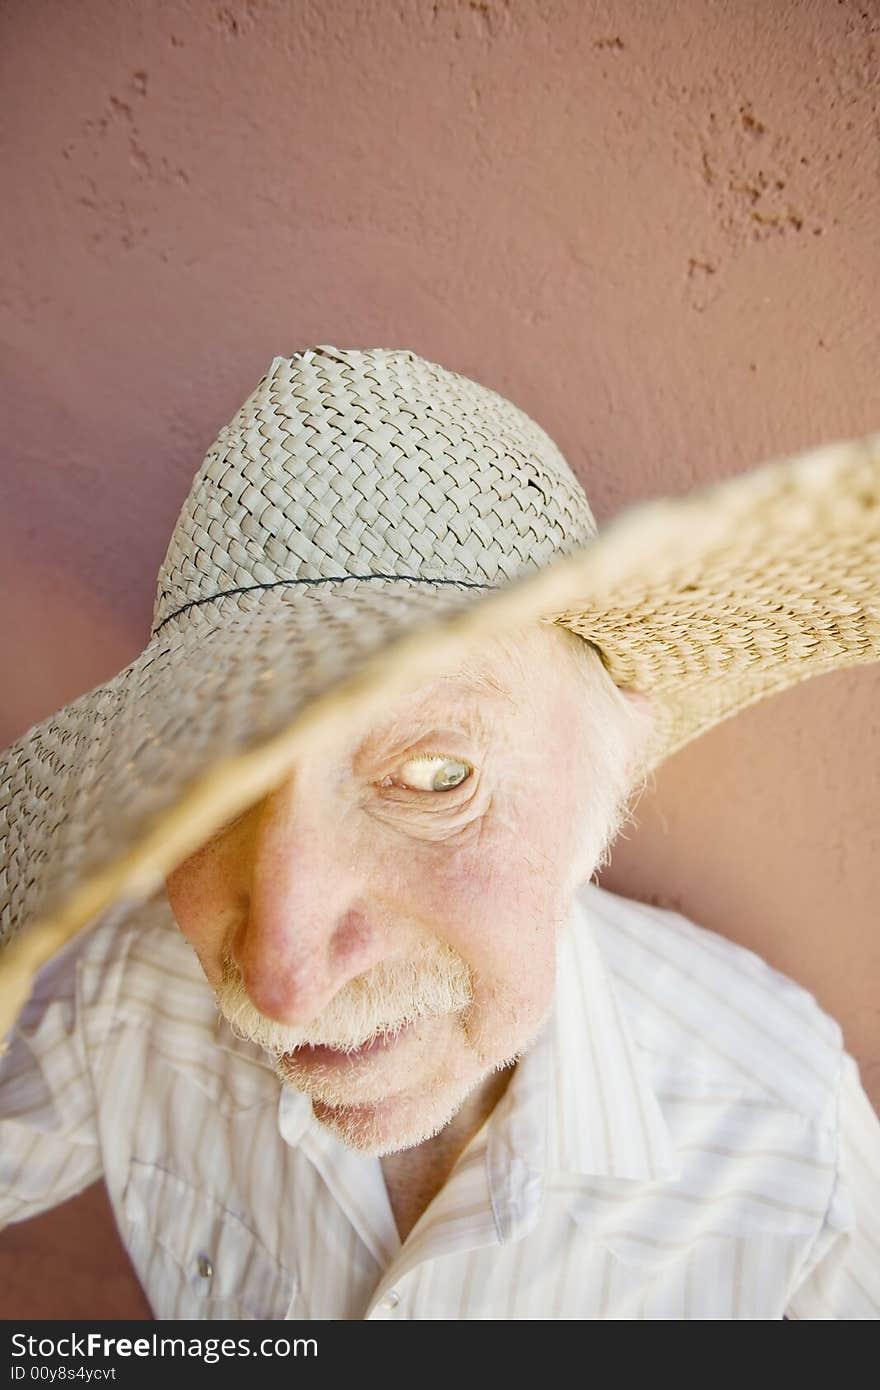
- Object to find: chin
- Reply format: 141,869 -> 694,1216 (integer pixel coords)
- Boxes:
306,1076 -> 483,1157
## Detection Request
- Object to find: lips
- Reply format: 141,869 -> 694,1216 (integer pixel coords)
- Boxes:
284,1019 -> 414,1067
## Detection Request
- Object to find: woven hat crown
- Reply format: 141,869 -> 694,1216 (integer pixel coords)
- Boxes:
151,346 -> 598,638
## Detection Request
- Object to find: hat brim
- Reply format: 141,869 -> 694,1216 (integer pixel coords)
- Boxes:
1,431 -> 878,1039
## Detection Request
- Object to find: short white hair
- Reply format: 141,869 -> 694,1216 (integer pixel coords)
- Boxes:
553,623 -> 655,870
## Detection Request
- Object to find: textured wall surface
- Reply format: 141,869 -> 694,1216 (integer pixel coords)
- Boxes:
0,0 -> 878,1314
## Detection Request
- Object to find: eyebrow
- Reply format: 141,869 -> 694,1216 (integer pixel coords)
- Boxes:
352,669 -> 515,768
444,668 -> 515,704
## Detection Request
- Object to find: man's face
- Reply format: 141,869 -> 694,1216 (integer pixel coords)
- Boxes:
164,623 -> 640,1157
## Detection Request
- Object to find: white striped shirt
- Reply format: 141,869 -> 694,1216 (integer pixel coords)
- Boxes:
1,881 -> 877,1319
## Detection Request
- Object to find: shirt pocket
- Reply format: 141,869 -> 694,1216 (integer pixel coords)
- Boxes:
121,1158 -> 297,1321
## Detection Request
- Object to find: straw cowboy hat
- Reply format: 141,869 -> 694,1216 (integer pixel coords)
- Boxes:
1,344 -> 878,1040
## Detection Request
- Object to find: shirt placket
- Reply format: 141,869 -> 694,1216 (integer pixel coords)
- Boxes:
364,1156 -> 504,1319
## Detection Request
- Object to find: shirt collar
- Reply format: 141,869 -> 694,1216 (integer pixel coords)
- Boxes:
537,888 -> 681,1184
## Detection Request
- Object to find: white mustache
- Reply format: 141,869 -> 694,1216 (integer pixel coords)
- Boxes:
215,940 -> 474,1056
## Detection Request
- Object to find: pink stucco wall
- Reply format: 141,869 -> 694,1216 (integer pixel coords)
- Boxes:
1,0 -> 878,1315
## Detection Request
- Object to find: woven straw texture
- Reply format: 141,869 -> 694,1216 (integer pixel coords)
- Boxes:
152,346 -> 598,635
0,344 -> 877,1039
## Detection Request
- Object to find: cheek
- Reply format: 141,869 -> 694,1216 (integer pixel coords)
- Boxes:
163,865 -> 196,937
164,847 -> 240,978
447,832 -> 560,1059
402,810 -> 566,988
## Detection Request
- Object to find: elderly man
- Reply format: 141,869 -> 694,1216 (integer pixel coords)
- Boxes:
164,620 -> 648,1234
1,347 -> 878,1320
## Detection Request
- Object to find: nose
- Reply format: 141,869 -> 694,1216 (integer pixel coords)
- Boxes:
231,774 -> 382,1025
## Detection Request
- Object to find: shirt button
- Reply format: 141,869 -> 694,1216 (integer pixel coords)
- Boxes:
380,1290 -> 400,1310
197,1254 -> 214,1279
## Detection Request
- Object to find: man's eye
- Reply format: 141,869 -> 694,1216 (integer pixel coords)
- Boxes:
380,754 -> 473,793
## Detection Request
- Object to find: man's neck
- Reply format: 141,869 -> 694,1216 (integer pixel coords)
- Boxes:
379,1063 -> 516,1243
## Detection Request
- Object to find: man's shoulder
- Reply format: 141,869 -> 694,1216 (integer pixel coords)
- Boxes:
576,880 -> 844,1124
58,890 -> 212,1030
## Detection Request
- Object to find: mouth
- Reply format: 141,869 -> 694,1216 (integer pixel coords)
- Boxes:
281,1019 -> 415,1068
